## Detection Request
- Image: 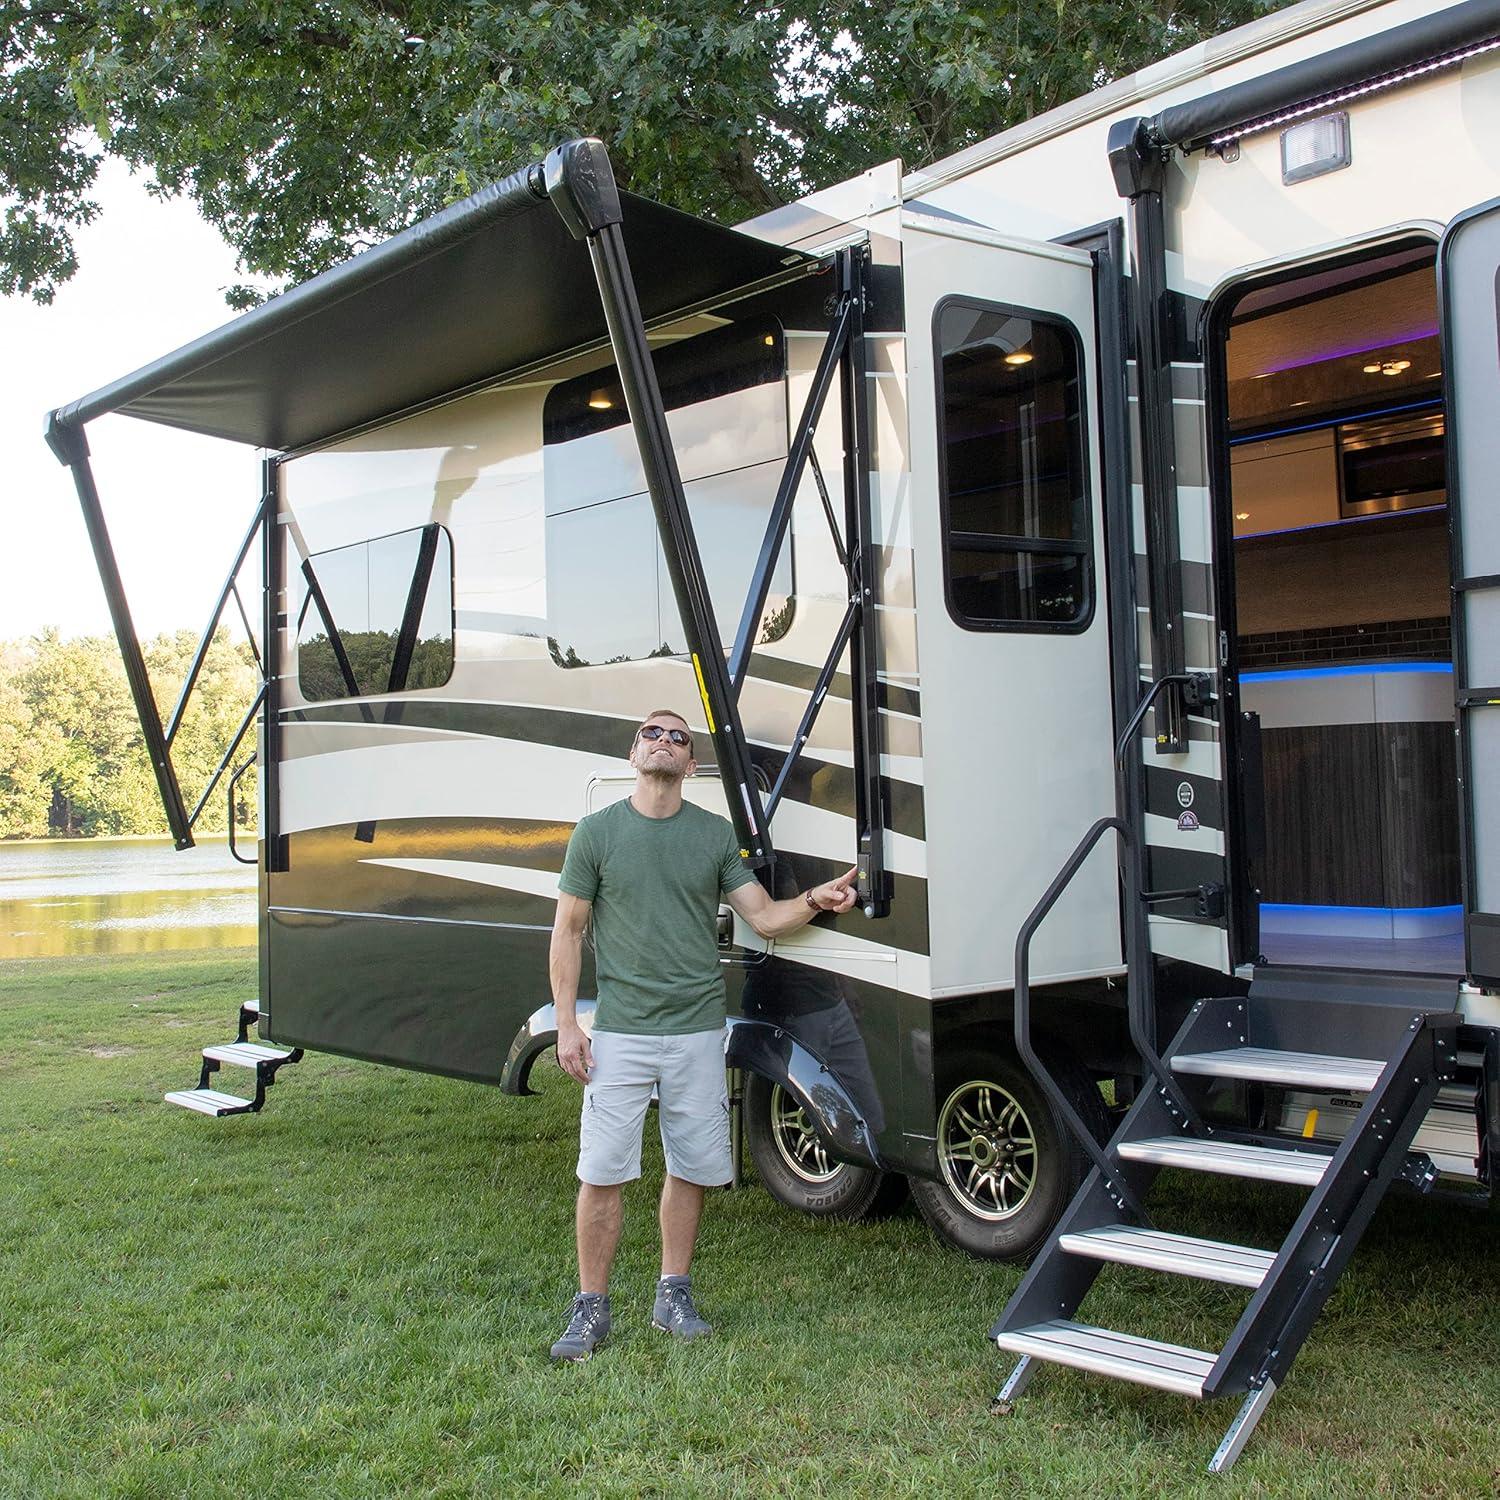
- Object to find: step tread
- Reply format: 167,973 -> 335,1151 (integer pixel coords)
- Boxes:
1118,1135 -> 1330,1185
202,1042 -> 295,1067
995,1319 -> 1214,1397
165,1088 -> 256,1116
1173,1046 -> 1384,1091
1058,1226 -> 1277,1287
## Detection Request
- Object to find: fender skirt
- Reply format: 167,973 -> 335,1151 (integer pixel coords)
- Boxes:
726,1016 -> 882,1171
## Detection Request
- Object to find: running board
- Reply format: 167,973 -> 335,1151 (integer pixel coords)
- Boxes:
990,996 -> 1461,1471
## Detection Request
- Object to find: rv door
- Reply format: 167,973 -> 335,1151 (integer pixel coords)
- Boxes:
1439,200 -> 1500,988
902,216 -> 1121,991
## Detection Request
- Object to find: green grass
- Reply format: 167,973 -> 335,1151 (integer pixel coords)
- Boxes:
2,950 -> 1496,1498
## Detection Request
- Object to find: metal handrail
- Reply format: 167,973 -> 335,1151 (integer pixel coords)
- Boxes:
1011,671 -> 1215,1212
226,755 -> 258,866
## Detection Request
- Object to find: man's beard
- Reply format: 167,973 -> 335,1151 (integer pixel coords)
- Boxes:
638,757 -> 686,783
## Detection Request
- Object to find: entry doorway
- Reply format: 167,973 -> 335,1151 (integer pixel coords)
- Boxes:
1217,243 -> 1462,974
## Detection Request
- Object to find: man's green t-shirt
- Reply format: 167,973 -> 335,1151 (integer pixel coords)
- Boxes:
558,797 -> 757,1034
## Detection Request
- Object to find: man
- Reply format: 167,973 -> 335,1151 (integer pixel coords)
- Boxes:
547,708 -> 857,1361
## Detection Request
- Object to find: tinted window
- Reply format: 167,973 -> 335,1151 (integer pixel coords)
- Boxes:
542,321 -> 793,669
298,524 -> 454,700
936,301 -> 1090,629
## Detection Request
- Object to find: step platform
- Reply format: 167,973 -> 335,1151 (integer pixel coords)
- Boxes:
996,1320 -> 1216,1398
165,1087 -> 259,1117
1117,1136 -> 1330,1185
1058,1226 -> 1277,1287
1172,1047 -> 1384,1092
202,1042 -> 297,1070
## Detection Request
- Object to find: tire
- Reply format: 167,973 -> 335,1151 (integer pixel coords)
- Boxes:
744,1072 -> 907,1221
909,1046 -> 1108,1263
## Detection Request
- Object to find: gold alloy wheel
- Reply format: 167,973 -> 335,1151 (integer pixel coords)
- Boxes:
935,1078 -> 1038,1221
769,1084 -> 841,1184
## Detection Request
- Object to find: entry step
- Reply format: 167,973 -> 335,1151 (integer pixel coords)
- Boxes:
1118,1136 -> 1331,1185
1058,1226 -> 1277,1287
203,1042 -> 296,1069
1173,1047 -> 1384,1092
995,1319 -> 1215,1398
165,1088 -> 258,1117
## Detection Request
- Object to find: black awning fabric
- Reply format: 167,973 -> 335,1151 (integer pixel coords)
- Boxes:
1151,0 -> 1500,151
52,179 -> 820,453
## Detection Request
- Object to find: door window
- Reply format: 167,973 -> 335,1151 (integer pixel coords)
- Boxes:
934,299 -> 1092,631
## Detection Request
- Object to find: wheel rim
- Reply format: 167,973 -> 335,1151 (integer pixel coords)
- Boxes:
769,1084 -> 841,1184
935,1078 -> 1037,1221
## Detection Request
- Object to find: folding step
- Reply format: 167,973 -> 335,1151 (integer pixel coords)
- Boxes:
165,1088 -> 258,1117
1173,1047 -> 1384,1092
995,1320 -> 1216,1398
202,1042 -> 296,1070
1058,1226 -> 1277,1288
1118,1136 -> 1330,1185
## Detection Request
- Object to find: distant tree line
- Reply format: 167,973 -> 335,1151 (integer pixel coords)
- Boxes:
0,628 -> 260,840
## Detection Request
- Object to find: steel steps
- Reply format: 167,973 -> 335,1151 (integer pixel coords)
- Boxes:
1173,1046 -> 1383,1092
1117,1135 -> 1331,1185
165,998 -> 299,1117
990,988 -> 1462,1471
1058,1226 -> 1276,1287
995,1320 -> 1216,1398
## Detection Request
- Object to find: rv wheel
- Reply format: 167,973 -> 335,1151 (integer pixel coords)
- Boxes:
910,1047 -> 1106,1262
744,1072 -> 906,1220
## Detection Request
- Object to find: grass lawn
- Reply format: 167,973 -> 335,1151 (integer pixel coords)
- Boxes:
2,950 -> 1496,1497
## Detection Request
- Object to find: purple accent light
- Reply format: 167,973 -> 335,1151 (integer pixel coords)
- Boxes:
1256,325 -> 1438,376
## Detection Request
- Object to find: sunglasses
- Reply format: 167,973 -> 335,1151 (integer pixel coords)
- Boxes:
638,724 -> 692,748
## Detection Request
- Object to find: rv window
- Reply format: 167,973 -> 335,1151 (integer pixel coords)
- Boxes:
541,320 -> 793,668
935,300 -> 1091,630
297,524 -> 455,701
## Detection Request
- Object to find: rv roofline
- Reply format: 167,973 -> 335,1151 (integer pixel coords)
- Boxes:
903,0 -> 1416,198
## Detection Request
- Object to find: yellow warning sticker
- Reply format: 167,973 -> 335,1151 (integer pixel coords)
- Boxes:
1302,1108 -> 1320,1139
691,653 -> 717,733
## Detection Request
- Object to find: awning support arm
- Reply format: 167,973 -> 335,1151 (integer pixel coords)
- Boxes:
763,600 -> 859,825
543,139 -> 774,871
1108,117 -> 1188,754
837,247 -> 892,917
164,499 -> 266,747
728,289 -> 855,690
44,413 -> 195,848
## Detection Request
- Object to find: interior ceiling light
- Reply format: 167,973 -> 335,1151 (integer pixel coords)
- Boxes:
1363,359 -> 1412,376
1004,350 -> 1033,365
1236,512 -> 1250,521
587,391 -> 614,410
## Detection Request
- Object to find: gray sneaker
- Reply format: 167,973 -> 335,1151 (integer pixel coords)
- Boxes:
550,1292 -> 610,1362
652,1275 -> 712,1340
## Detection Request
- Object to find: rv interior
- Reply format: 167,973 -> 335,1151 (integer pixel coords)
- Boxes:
1223,244 -> 1461,974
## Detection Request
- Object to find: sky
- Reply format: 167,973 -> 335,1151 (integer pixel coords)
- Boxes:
1,158 -> 264,644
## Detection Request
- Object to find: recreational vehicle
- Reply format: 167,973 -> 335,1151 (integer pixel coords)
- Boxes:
47,0 -> 1500,1469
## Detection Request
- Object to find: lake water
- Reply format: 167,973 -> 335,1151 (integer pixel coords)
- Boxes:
0,837 -> 257,958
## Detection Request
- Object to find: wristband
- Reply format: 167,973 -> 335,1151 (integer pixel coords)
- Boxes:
803,889 -> 820,912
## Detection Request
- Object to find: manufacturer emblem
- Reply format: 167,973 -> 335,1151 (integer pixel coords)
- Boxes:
1176,781 -> 1195,809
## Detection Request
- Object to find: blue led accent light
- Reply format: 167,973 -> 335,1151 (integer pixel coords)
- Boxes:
1228,395 -> 1441,447
1241,662 -> 1451,683
1261,903 -> 1463,918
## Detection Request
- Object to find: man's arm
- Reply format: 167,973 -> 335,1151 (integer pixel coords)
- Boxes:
550,891 -> 595,1083
725,866 -> 858,941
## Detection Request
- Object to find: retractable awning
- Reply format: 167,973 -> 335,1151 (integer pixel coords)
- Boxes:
48,159 -> 820,454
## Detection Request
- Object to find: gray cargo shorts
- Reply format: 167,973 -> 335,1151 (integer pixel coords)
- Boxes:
577,1026 -> 731,1188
